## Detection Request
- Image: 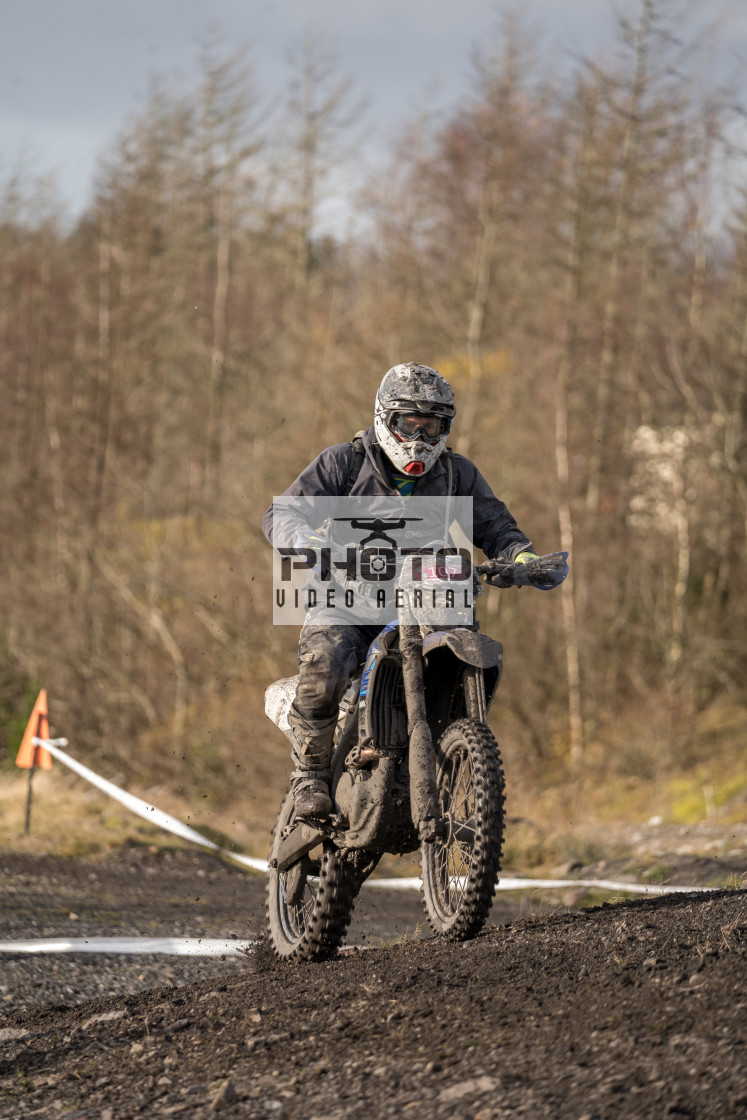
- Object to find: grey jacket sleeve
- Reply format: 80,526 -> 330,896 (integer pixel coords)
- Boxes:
262,443 -> 354,547
454,455 -> 533,561
264,439 -> 532,561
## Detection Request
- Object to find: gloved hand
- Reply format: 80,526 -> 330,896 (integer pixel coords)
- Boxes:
482,551 -> 569,589
292,528 -> 328,551
517,550 -> 569,590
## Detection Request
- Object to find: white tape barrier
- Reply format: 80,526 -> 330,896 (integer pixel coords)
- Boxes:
32,738 -> 266,874
0,932 -> 500,957
31,737 -> 717,900
0,937 -> 257,956
367,876 -> 716,895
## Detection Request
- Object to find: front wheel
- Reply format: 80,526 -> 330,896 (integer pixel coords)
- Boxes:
421,718 -> 505,941
266,791 -> 359,961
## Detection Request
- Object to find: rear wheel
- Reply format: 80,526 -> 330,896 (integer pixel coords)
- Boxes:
266,792 -> 358,961
421,718 -> 505,940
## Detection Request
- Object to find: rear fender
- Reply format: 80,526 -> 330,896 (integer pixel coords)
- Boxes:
264,676 -> 299,738
273,821 -> 325,873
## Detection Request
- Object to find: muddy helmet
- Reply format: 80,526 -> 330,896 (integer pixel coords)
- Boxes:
374,363 -> 456,476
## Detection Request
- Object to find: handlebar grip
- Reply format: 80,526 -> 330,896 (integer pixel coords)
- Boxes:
478,551 -> 569,588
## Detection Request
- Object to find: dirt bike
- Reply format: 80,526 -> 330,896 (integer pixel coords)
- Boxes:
264,551 -> 568,961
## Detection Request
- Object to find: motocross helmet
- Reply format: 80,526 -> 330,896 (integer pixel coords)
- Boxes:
374,363 -> 456,476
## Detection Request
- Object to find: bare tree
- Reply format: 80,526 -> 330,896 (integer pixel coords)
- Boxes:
282,27 -> 364,295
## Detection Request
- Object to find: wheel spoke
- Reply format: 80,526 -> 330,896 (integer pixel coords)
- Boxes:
268,795 -> 359,960
279,841 -> 323,937
421,719 -> 504,941
436,746 -> 476,912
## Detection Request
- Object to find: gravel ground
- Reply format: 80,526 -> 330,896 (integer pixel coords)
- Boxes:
0,844 -> 565,1013
0,844 -> 745,1119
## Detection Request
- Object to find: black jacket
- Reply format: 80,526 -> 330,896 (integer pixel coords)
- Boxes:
263,426 -> 531,561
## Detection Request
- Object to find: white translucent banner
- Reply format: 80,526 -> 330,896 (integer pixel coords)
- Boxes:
270,495 -> 474,626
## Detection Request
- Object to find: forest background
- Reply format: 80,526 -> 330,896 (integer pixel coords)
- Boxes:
2,1 -> 746,863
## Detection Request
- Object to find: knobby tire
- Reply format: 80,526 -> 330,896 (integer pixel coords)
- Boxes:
421,717 -> 505,941
266,791 -> 358,961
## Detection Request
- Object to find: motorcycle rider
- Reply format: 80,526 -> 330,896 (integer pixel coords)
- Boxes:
263,362 -> 568,819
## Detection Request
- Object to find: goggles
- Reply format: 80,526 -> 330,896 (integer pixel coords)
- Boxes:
389,412 -> 445,441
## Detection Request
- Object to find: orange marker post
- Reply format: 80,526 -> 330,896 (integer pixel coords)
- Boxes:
16,690 -> 53,834
16,690 -> 53,769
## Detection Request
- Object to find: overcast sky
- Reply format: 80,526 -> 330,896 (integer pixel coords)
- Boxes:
2,0 -> 746,220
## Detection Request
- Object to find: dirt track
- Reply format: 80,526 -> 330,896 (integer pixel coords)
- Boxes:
1,846 -> 745,1119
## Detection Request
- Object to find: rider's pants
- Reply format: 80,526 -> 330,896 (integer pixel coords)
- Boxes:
290,620 -> 381,734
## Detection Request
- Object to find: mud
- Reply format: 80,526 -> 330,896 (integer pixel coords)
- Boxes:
0,845 -> 745,1119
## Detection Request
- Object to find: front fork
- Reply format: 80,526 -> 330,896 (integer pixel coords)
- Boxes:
463,664 -> 488,722
401,634 -> 489,841
400,625 -> 443,842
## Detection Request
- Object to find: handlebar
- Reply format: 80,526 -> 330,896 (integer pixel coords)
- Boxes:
476,551 -> 569,589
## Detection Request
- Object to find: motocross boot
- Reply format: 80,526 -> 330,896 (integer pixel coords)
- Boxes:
287,710 -> 337,819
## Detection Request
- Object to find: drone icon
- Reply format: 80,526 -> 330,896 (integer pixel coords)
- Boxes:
333,516 -> 423,548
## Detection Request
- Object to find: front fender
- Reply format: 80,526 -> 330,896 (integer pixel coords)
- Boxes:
422,628 -> 503,669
